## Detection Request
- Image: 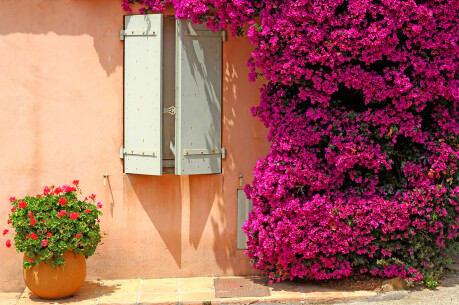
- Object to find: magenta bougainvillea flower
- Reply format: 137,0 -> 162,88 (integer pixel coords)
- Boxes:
122,0 -> 459,287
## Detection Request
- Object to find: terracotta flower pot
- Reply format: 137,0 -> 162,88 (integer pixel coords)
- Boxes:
23,251 -> 86,299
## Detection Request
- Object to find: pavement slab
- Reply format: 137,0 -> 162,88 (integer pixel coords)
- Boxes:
7,262 -> 459,305
2,276 -> 379,305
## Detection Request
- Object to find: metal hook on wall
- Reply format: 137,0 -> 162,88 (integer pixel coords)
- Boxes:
103,174 -> 109,186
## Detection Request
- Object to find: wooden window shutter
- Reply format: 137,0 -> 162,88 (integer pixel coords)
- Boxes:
175,20 -> 223,175
122,14 -> 164,175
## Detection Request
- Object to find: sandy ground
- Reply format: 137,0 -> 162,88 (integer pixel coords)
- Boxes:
337,266 -> 459,305
251,264 -> 459,305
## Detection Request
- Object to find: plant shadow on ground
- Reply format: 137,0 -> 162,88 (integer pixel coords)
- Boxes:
23,281 -> 118,304
281,267 -> 459,292
311,274 -> 383,292
267,274 -> 383,294
435,268 -> 459,289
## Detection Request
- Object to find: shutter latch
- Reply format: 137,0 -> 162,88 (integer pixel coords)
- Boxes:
163,106 -> 177,116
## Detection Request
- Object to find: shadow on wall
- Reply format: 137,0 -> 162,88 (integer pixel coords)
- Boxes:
121,24 -> 266,274
127,174 -> 220,270
0,0 -> 268,275
0,0 -> 127,202
189,175 -> 223,249
127,174 -> 183,268
0,0 -> 123,76
214,26 -> 269,273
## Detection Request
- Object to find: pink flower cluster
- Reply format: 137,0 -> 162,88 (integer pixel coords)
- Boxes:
122,0 -> 459,284
243,0 -> 459,283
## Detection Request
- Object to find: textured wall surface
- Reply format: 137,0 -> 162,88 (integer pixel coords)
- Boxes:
0,0 -> 268,292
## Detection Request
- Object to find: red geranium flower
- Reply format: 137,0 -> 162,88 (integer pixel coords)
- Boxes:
89,194 -> 96,200
97,202 -> 103,209
58,210 -> 68,218
9,197 -> 16,202
62,185 -> 76,193
6,240 -> 11,248
28,259 -> 34,263
73,180 -> 79,185
54,187 -> 62,195
7,184 -> 102,269
70,212 -> 79,220
43,186 -> 50,195
7,219 -> 12,224
58,197 -> 68,205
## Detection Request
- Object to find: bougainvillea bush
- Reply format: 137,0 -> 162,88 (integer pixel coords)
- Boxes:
4,181 -> 103,268
122,0 -> 459,286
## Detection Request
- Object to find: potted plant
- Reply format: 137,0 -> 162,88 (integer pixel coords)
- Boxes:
3,180 -> 103,299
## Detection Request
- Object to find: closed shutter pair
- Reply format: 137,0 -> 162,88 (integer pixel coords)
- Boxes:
121,14 -> 224,176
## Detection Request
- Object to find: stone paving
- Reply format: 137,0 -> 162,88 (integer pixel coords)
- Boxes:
0,276 -> 376,305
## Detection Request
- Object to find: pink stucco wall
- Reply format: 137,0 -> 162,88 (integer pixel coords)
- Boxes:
0,0 -> 269,292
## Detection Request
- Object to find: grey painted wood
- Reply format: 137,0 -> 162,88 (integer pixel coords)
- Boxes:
175,20 -> 222,175
124,14 -> 163,175
237,189 -> 253,250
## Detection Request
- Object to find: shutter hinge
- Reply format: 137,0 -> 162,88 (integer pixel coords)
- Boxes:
120,147 -> 156,158
183,147 -> 226,158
